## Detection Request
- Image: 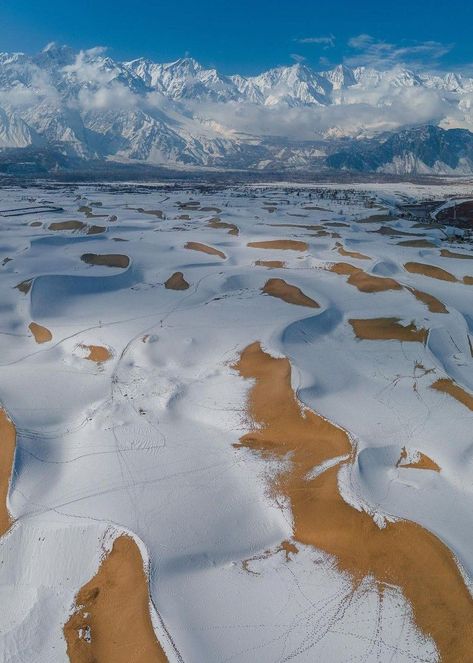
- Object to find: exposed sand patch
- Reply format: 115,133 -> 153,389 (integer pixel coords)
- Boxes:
177,215 -> 191,221
396,447 -> 440,473
406,287 -> 447,314
262,278 -> 319,308
78,205 -> 107,219
64,535 -> 168,663
49,220 -> 86,232
263,206 -> 277,213
234,342 -> 473,663
81,253 -> 130,268
371,226 -> 425,237
29,322 -> 52,344
356,214 -> 395,223
397,239 -> 437,248
335,243 -> 370,260
133,208 -> 163,219
324,222 -> 349,228
404,262 -> 457,282
80,345 -> 112,363
15,278 -> 33,294
86,225 -> 106,235
255,260 -> 286,269
30,221 -> 42,227
329,263 -> 402,293
184,241 -> 226,259
349,318 -> 428,343
0,408 -> 15,537
440,249 -> 473,260
207,219 -> 239,236
164,272 -> 190,290
431,379 -> 473,411
247,240 -> 308,252
267,223 -> 324,231
464,276 -> 473,285
303,205 -> 330,211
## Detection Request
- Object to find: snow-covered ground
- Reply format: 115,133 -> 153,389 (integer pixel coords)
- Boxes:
0,180 -> 472,662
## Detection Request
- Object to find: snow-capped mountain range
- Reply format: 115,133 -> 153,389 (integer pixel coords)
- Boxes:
1,43 -> 473,173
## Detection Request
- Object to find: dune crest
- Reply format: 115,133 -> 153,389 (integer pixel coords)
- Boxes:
0,409 -> 15,537
262,278 -> 319,308
247,240 -> 308,252
184,241 -> 226,259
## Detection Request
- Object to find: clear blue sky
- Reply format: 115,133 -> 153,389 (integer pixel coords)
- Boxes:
0,0 -> 471,74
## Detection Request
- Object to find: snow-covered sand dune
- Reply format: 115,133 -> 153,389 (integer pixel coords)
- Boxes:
1,181 -> 473,661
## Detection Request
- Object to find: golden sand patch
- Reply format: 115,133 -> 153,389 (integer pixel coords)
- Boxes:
404,262 -> 457,282
255,260 -> 286,269
81,253 -> 130,268
464,276 -> 473,285
29,322 -> 52,344
207,219 -> 239,236
235,342 -> 473,663
49,220 -> 86,232
86,225 -> 106,235
371,226 -> 425,237
324,222 -> 349,228
247,240 -> 308,252
200,206 -> 222,213
64,535 -> 168,663
440,249 -> 473,260
329,263 -> 402,293
78,205 -> 107,219
184,241 -> 226,259
350,317 -> 428,343
267,223 -> 323,231
30,221 -> 42,227
262,278 -> 319,308
80,345 -> 112,363
0,408 -> 15,537
15,278 -> 33,294
397,239 -> 437,248
164,272 -> 190,290
396,447 -> 440,472
335,243 -> 370,260
132,208 -> 163,219
406,287 -> 447,314
431,378 -> 473,411
356,214 -> 395,224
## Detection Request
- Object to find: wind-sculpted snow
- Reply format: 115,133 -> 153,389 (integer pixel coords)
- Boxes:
1,180 -> 473,662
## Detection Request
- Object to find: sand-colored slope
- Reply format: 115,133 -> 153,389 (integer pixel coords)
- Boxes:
329,263 -> 402,293
396,447 -> 440,472
350,318 -> 428,343
64,535 -> 168,663
164,272 -> 190,290
404,262 -> 457,282
247,240 -> 308,252
335,243 -> 370,260
29,322 -> 52,344
262,278 -> 319,308
80,345 -> 112,363
397,239 -> 437,248
49,220 -> 86,231
0,409 -> 15,536
81,254 -> 130,268
406,287 -> 447,314
431,379 -> 473,411
206,219 -> 239,235
185,242 -> 226,259
15,278 -> 33,294
440,249 -> 473,260
235,343 -> 473,663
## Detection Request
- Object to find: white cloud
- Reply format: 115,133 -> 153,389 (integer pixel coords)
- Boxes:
296,35 -> 335,47
290,53 -> 306,63
346,34 -> 453,69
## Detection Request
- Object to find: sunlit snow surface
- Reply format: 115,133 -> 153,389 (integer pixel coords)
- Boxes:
1,180 -> 473,662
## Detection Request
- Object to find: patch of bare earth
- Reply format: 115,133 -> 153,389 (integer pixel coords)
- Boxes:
397,240 -> 437,248
164,272 -> 189,290
335,243 -> 370,260
0,409 -> 15,536
234,342 -> 473,663
184,242 -> 226,259
29,322 -> 52,344
262,278 -> 319,308
329,263 -> 402,293
15,278 -> 33,294
206,218 -> 239,235
431,379 -> 473,411
440,249 -> 473,260
396,447 -> 440,472
81,254 -> 130,268
80,345 -> 112,363
405,287 -> 447,314
49,220 -> 86,232
64,535 -> 168,663
247,240 -> 308,252
349,318 -> 428,343
404,262 -> 457,282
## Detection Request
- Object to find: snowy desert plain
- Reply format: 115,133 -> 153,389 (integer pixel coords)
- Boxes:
1,179 -> 473,663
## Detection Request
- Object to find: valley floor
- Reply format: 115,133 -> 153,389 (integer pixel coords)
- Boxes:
1,180 -> 473,662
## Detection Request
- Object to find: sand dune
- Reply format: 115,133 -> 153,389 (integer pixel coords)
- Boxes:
184,241 -> 226,259
165,272 -> 190,290
440,249 -> 473,259
0,409 -> 15,536
235,342 -> 473,663
64,535 -> 168,663
404,261 -> 457,282
49,220 -> 86,232
431,378 -> 473,411
396,447 -> 440,472
335,242 -> 370,260
406,287 -> 447,313
206,218 -> 239,235
397,239 -> 437,248
29,322 -> 52,344
247,240 -> 308,252
262,278 -> 319,308
349,317 -> 428,343
81,253 -> 130,268
329,263 -> 402,293
80,345 -> 112,363
255,260 -> 286,269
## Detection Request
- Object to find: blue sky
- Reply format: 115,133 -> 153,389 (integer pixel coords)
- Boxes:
0,0 -> 472,74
